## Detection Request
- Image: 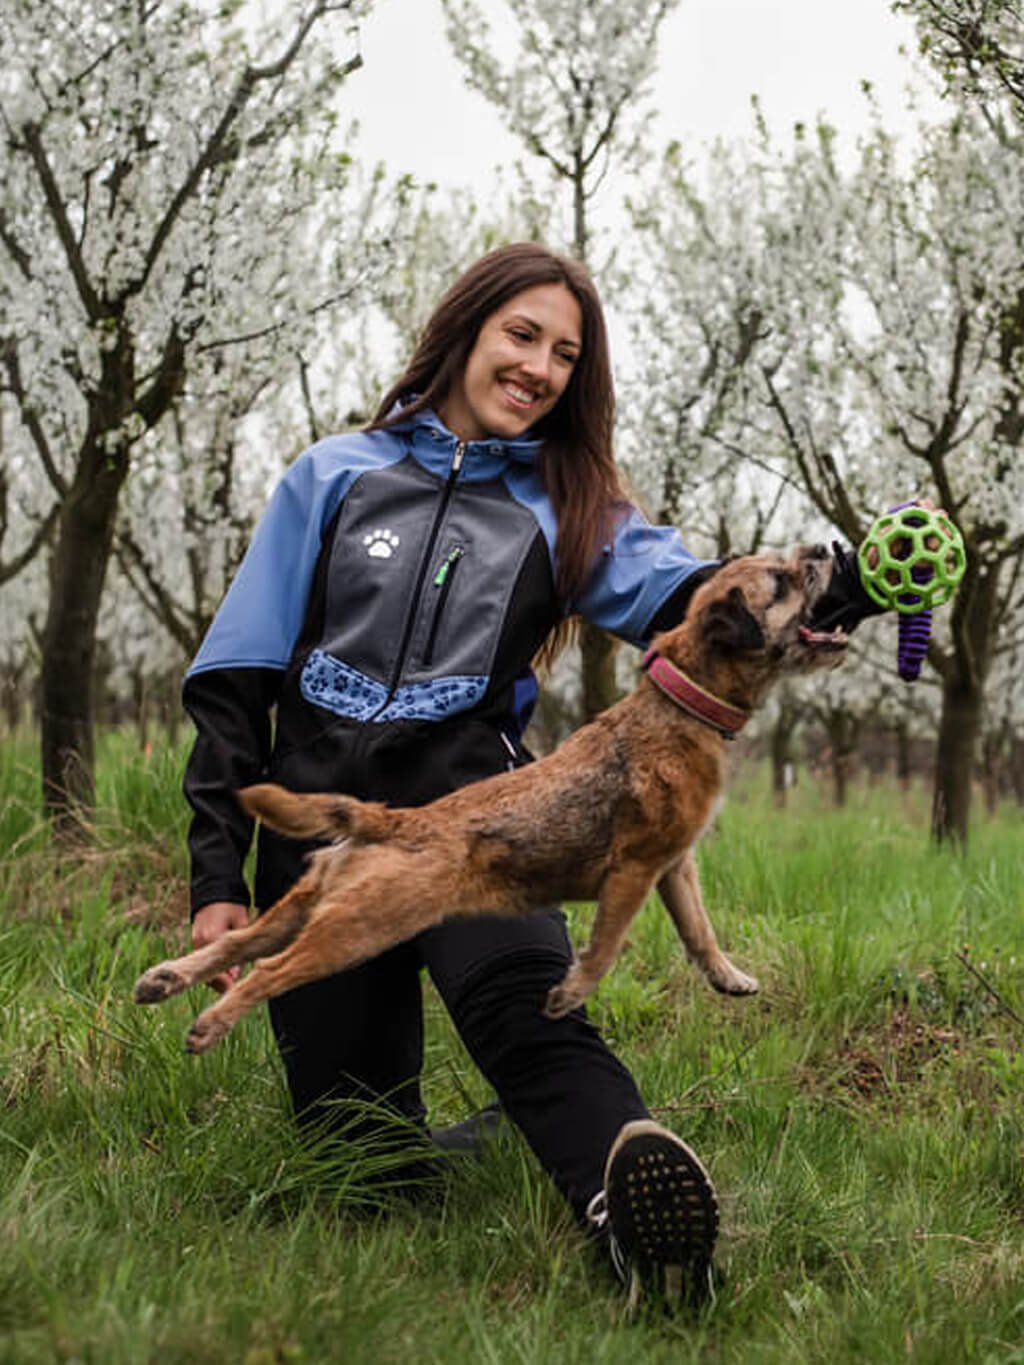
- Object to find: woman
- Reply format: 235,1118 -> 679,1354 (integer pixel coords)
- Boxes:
182,242 -> 876,1306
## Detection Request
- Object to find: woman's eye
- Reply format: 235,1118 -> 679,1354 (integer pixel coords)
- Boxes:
508,328 -> 532,342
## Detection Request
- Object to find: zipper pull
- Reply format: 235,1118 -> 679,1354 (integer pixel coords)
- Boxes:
499,730 -> 518,772
452,440 -> 466,475
433,545 -> 464,587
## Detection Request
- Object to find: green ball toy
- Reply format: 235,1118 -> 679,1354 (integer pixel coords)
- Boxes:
857,505 -> 967,614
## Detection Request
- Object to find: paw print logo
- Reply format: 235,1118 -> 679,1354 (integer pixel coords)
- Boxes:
363,528 -> 400,560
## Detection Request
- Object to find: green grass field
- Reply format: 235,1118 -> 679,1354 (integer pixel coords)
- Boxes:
2,732 -> 1023,1363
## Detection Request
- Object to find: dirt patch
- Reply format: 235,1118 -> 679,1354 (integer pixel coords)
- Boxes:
825,1008 -> 961,1103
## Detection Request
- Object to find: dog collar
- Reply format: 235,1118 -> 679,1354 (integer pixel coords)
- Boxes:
640,648 -> 749,740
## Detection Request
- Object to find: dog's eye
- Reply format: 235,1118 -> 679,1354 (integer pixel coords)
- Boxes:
771,570 -> 792,603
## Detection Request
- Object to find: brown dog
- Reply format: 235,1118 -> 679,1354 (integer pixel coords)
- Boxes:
135,547 -> 848,1052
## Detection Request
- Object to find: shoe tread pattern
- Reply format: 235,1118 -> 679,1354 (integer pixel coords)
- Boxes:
605,1125 -> 719,1300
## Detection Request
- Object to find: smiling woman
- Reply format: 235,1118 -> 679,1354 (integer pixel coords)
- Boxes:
177,240 -> 884,1310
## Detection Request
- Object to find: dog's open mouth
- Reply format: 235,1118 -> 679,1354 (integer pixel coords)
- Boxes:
798,624 -> 849,651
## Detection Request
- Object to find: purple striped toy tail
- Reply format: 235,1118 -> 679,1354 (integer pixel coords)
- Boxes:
898,609 -> 931,681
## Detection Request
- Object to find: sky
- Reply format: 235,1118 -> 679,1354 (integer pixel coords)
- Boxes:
342,0 -> 941,194
332,0 -> 942,378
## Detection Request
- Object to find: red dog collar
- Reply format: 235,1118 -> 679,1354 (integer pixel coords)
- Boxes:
641,648 -> 749,740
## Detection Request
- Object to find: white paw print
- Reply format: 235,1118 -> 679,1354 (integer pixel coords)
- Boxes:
363,528 -> 400,559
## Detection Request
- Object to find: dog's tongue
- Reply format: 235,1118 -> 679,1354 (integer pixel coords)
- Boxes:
799,624 -> 848,647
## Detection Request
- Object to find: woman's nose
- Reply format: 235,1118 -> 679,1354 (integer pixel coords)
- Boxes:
520,347 -> 552,383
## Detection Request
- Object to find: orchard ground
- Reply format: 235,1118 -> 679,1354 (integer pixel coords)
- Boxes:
2,732 -> 1023,1363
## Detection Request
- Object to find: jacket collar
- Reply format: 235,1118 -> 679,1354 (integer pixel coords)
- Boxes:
386,401 -> 543,479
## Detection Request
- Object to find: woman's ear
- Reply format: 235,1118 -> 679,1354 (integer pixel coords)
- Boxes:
702,586 -> 765,653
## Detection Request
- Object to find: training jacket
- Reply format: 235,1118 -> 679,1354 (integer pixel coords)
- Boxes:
182,407 -> 723,916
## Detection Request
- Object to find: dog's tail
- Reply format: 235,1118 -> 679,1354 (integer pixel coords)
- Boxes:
238,784 -> 394,843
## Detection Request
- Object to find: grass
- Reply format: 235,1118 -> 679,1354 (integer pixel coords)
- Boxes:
2,733 -> 1024,1362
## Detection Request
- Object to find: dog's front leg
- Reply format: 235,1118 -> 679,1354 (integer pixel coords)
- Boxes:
133,876 -> 319,1005
544,866 -> 654,1019
186,862 -> 455,1052
657,852 -> 758,995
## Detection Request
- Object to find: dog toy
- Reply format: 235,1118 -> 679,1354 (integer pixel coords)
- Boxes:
857,504 -> 967,681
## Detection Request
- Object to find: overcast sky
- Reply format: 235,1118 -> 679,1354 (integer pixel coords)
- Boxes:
343,0 -> 941,193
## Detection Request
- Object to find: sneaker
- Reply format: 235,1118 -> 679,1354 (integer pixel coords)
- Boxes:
587,1118 -> 719,1309
429,1100 -> 504,1157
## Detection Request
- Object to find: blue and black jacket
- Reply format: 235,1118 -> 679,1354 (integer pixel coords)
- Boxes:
183,407 -> 876,915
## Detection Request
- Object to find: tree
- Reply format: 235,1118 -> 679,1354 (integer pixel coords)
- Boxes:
763,116 -> 1024,844
627,104 -> 1024,844
0,0 -> 375,835
440,0 -> 681,719
623,138 -> 806,556
895,0 -> 1024,128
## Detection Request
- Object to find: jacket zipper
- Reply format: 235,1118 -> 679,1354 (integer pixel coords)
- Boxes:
371,440 -> 465,718
422,545 -> 465,668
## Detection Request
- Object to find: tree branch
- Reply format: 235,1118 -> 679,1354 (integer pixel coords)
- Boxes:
760,364 -> 861,539
0,495 -> 59,586
138,1 -> 360,294
134,327 -> 187,428
0,207 -> 33,279
1,341 -> 69,498
20,121 -> 101,317
114,527 -> 196,657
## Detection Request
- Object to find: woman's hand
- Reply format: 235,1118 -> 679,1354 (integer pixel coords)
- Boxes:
192,900 -> 250,994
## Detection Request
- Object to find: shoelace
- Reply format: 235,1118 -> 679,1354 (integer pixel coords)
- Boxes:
586,1189 -> 630,1285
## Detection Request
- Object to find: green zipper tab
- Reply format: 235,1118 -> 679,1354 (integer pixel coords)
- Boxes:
433,546 -> 464,587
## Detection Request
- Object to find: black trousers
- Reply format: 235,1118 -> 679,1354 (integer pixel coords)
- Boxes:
267,906 -> 650,1221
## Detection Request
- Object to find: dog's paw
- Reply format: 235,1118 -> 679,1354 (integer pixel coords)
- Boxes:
707,958 -> 759,996
543,981 -> 585,1019
134,964 -> 188,1004
185,1013 -> 230,1054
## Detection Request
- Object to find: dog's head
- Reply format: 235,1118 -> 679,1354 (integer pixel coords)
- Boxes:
660,545 -> 848,706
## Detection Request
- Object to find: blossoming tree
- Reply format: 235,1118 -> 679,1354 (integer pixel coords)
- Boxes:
0,0 -> 375,834
629,108 -> 1024,843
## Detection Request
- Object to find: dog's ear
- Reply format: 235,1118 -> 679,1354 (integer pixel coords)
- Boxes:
703,586 -> 765,653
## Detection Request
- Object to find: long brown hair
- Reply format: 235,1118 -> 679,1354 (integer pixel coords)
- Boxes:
370,242 -> 627,609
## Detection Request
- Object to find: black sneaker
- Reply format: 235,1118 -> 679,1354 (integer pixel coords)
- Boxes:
429,1101 -> 504,1157
587,1119 -> 719,1309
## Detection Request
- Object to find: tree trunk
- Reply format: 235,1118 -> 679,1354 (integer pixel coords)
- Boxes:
930,560 -> 998,847
823,710 -> 859,809
894,719 -> 912,792
579,620 -> 620,721
931,674 -> 983,846
831,748 -> 850,808
1,663 -> 27,733
1010,735 -> 1024,808
40,441 -> 126,839
770,699 -> 800,809
980,727 -> 1004,817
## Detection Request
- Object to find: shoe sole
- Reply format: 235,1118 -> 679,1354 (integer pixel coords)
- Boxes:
604,1119 -> 719,1303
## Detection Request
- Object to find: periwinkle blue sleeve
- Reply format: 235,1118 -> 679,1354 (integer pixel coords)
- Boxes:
573,507 -> 718,648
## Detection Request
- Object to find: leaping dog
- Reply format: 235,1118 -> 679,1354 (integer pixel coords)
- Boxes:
135,547 -> 847,1052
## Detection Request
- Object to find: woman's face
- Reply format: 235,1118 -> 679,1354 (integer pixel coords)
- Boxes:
440,283 -> 582,442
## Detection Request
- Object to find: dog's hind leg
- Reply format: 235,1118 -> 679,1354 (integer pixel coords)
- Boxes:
657,852 -> 758,995
133,874 -> 320,1005
543,866 -> 654,1019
